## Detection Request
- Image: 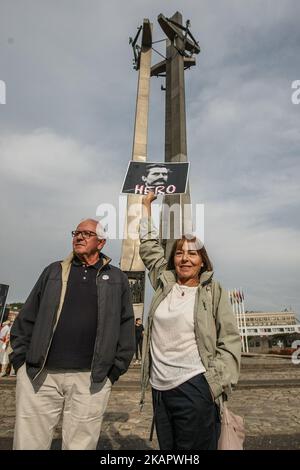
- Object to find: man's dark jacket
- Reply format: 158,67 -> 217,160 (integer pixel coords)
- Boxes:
10,252 -> 135,384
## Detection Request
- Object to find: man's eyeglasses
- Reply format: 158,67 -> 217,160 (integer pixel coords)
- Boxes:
71,230 -> 98,240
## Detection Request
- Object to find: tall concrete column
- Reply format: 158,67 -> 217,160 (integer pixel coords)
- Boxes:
120,20 -> 152,320
159,12 -> 194,260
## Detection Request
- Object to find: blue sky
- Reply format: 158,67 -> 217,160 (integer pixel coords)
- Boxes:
0,0 -> 299,315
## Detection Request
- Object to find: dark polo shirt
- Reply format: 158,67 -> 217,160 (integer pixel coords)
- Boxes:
46,255 -> 102,369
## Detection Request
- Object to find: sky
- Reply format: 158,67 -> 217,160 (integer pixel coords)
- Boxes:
0,0 -> 299,316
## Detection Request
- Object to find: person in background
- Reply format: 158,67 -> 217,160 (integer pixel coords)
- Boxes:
139,193 -> 241,450
10,218 -> 135,450
0,320 -> 12,377
135,318 -> 144,364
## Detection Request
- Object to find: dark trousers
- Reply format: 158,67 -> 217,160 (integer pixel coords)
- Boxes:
135,337 -> 143,360
152,374 -> 221,450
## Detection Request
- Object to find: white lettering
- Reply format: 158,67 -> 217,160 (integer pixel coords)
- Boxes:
126,202 -> 142,241
134,184 -> 145,194
292,340 -> 300,365
144,185 -> 155,194
291,80 -> 300,104
99,454 -> 135,467
95,197 -> 205,241
0,80 -> 6,104
155,185 -> 165,195
166,184 -> 176,194
161,203 -> 182,239
171,455 -> 185,464
95,203 -> 116,239
135,184 -> 177,195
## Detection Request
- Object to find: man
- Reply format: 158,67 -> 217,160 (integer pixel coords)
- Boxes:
134,318 -> 144,364
141,164 -> 170,187
134,163 -> 175,196
10,219 -> 135,450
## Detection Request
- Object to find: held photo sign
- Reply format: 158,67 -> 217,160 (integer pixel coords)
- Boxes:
121,161 -> 190,195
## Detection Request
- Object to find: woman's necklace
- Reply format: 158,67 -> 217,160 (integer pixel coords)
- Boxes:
169,284 -> 197,310
175,282 -> 199,297
178,285 -> 186,296
175,283 -> 188,296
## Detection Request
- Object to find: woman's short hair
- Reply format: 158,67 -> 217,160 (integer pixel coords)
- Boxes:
167,236 -> 213,276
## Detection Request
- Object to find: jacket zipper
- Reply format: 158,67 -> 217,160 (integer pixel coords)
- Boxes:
90,263 -> 108,381
32,300 -> 61,381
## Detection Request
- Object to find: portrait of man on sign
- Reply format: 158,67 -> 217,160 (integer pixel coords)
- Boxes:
141,164 -> 170,188
121,161 -> 189,195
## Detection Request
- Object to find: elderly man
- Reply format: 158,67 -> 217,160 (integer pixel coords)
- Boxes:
10,219 -> 135,450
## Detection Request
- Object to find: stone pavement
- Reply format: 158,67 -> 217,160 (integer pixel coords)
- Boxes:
1,355 -> 300,450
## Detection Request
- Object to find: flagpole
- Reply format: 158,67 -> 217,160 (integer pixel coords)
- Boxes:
229,290 -> 236,329
241,290 -> 249,353
229,290 -> 236,336
235,288 -> 246,353
239,288 -> 247,353
231,290 -> 239,349
229,289 -> 246,353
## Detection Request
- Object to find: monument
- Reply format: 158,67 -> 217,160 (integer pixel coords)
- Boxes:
152,13 -> 200,259
120,20 -> 152,319
120,13 -> 200,319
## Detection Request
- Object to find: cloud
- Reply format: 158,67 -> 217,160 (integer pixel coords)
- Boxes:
0,128 -> 123,300
1,129 -> 93,187
204,199 -> 300,312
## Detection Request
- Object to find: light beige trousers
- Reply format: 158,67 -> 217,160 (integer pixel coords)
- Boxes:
13,364 -> 112,450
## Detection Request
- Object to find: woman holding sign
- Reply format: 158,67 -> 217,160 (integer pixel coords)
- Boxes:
139,192 -> 241,450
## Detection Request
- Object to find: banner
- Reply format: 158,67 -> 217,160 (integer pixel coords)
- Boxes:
121,161 -> 190,195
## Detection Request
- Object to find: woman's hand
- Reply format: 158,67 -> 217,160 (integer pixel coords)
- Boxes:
142,192 -> 157,218
142,192 -> 157,206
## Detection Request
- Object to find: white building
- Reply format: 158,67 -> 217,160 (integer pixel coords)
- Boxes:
239,311 -> 300,353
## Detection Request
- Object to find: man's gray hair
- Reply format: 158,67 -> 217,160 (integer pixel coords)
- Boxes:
79,218 -> 107,240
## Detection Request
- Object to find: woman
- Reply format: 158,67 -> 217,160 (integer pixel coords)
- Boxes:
139,193 -> 241,450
